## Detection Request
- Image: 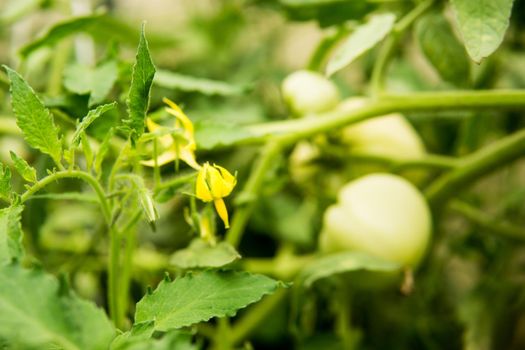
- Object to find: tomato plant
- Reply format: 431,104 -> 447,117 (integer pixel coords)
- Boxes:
0,0 -> 525,349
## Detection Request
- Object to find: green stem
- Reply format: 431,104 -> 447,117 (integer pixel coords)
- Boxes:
370,0 -> 435,95
108,227 -> 121,327
226,140 -> 284,248
117,209 -> 141,330
19,170 -> 126,326
425,129 -> 525,210
229,289 -> 288,345
247,90 -> 525,144
343,152 -> 458,171
46,40 -> 72,96
21,170 -> 111,222
154,172 -> 197,194
450,200 -> 525,241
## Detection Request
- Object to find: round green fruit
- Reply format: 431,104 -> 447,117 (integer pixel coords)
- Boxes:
281,70 -> 340,116
339,98 -> 425,160
319,173 -> 432,267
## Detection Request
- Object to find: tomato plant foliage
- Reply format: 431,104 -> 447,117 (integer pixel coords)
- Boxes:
0,0 -> 524,349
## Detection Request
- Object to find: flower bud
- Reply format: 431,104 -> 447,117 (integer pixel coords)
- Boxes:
281,70 -> 340,116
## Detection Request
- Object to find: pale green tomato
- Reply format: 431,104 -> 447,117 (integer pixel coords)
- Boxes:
319,173 -> 432,267
281,70 -> 340,116
339,98 -> 425,160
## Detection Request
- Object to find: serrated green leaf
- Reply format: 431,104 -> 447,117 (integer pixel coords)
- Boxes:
450,0 -> 514,63
0,163 -> 12,202
4,66 -> 62,165
0,264 -> 115,349
154,69 -> 246,96
0,205 -> 23,264
9,151 -> 37,183
416,13 -> 471,87
299,252 -> 400,288
170,239 -> 241,269
71,102 -> 117,146
64,61 -> 119,106
325,13 -> 396,76
124,23 -> 156,145
135,270 -> 286,331
94,127 -> 114,176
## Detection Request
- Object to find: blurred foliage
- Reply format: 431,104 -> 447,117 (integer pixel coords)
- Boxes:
0,0 -> 525,349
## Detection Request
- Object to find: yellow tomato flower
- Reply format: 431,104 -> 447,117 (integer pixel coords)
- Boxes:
196,162 -> 237,228
142,97 -> 200,170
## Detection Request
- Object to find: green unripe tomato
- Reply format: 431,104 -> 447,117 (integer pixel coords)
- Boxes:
319,173 -> 432,267
338,98 -> 425,160
281,70 -> 340,116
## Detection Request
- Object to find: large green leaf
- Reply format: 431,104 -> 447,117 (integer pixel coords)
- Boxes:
0,264 -> 115,349
4,66 -> 62,164
0,205 -> 23,264
124,24 -> 156,145
71,102 -> 117,146
135,270 -> 286,331
170,239 -> 241,269
416,13 -> 471,87
154,70 -> 246,96
10,151 -> 37,183
64,61 -> 119,106
450,0 -> 514,63
325,13 -> 396,76
298,252 -> 400,288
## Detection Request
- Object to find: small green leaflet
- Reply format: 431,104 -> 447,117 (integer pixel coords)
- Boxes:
135,270 -> 286,331
124,23 -> 156,145
64,61 -> 118,106
154,69 -> 246,96
0,163 -> 11,202
71,102 -> 117,146
450,0 -> 514,63
0,205 -> 24,264
4,66 -> 62,165
0,264 -> 115,350
170,239 -> 241,269
325,13 -> 396,76
298,251 -> 400,288
416,13 -> 470,87
10,151 -> 37,183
